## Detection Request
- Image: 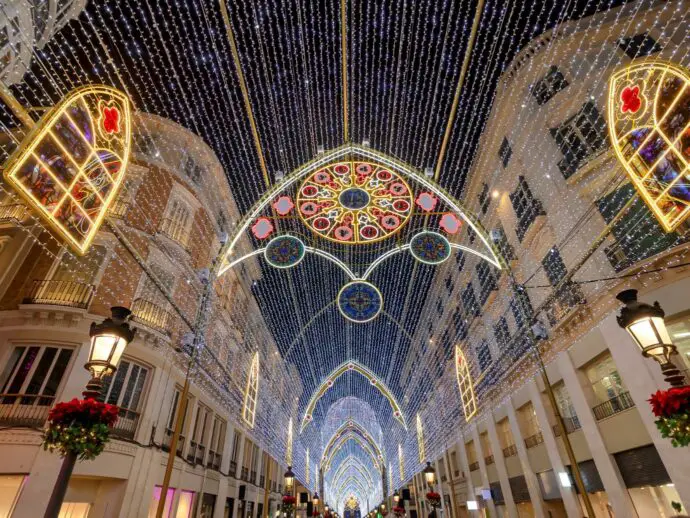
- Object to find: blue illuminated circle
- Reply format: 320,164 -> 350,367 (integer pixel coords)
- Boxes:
264,235 -> 306,268
409,231 -> 451,264
337,281 -> 383,323
339,187 -> 370,210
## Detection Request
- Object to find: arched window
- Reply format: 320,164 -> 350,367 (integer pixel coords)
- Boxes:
398,443 -> 405,481
416,413 -> 425,463
243,352 -> 259,427
455,346 -> 477,421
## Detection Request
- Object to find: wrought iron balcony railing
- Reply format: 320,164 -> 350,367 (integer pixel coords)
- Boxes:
207,450 -> 222,470
160,218 -> 190,248
552,415 -> 582,437
592,391 -> 635,421
23,279 -> 94,309
111,408 -> 140,440
468,461 -> 480,472
0,393 -> 54,428
131,298 -> 174,336
524,432 -> 544,449
484,455 -> 494,465
229,460 -> 238,476
109,200 -> 130,219
0,203 -> 27,224
162,428 -> 185,457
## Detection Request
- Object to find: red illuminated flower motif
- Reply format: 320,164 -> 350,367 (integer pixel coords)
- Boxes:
273,196 -> 294,216
620,85 -> 642,114
415,192 -> 438,212
439,213 -> 462,234
102,106 -> 121,134
251,217 -> 274,239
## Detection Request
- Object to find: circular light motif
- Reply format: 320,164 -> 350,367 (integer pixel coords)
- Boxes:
297,161 -> 413,244
410,231 -> 451,264
264,235 -> 306,268
337,281 -> 383,323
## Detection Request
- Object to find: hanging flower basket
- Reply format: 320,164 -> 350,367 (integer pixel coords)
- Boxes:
649,386 -> 690,447
42,398 -> 119,460
312,511 -> 321,518
393,506 -> 405,517
425,491 -> 441,508
281,495 -> 297,515
381,510 -> 388,517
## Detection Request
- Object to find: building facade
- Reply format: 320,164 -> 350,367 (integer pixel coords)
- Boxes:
399,2 -> 690,518
0,112 -> 305,517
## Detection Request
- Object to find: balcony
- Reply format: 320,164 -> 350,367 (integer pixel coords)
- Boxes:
524,432 -> 544,449
159,218 -> 190,248
187,441 -> 206,465
109,200 -> 130,219
514,202 -> 546,243
111,408 -> 140,441
502,444 -> 517,458
260,475 -> 265,487
545,283 -> 586,326
23,279 -> 94,309
271,481 -> 276,492
207,450 -> 222,470
552,415 -> 582,437
0,393 -> 54,428
241,467 -> 249,481
468,461 -> 480,472
250,470 -> 257,483
162,428 -> 185,457
441,475 -> 447,482
592,391 -> 635,421
229,460 -> 238,476
484,455 -> 494,465
131,298 -> 174,336
0,203 -> 27,224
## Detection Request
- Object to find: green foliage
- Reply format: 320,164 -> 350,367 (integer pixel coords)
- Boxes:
43,422 -> 112,461
654,412 -> 690,447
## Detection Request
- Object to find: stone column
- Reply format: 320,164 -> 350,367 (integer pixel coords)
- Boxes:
485,414 -> 518,518
444,451 -> 458,518
435,459 -> 446,518
557,350 -> 638,517
470,425 -> 496,517
455,433 -> 478,517
599,313 -> 690,510
214,424 -> 236,518
504,399 -> 545,518
527,380 -> 581,518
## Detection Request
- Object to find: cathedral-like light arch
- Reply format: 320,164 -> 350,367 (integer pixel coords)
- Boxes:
331,458 -> 375,492
301,360 -> 406,433
321,420 -> 385,466
323,433 -> 382,473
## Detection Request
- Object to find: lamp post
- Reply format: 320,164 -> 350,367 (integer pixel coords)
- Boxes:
44,307 -> 135,518
393,491 -> 400,505
313,492 -> 320,515
616,289 -> 686,387
422,462 -> 436,488
284,465 -> 295,494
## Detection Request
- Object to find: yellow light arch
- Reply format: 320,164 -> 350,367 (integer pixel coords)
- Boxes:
242,352 -> 259,427
455,346 -> 477,421
416,414 -> 425,463
300,360 -> 406,433
321,420 -> 385,466
323,433 -> 382,473
398,443 -> 405,481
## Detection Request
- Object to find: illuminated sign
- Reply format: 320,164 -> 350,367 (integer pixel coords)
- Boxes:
3,85 -> 131,254
608,62 -> 690,232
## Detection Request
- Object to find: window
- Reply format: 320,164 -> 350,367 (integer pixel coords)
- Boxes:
618,33 -> 661,59
189,404 -> 211,463
243,352 -> 259,427
0,475 -> 26,517
597,184 -> 679,272
510,285 -> 533,330
0,345 -> 73,406
476,261 -> 498,304
499,137 -> 512,168
461,283 -> 480,320
584,353 -> 627,405
531,66 -> 568,105
452,307 -> 468,341
455,346 -> 477,421
492,224 -> 516,261
208,416 -> 226,469
161,198 -> 193,247
456,250 -> 465,268
181,153 -> 203,184
553,383 -> 578,422
510,176 -> 545,241
445,274 -> 454,295
231,431 -> 242,463
476,340 -> 492,373
102,359 -> 148,436
416,413 -> 425,463
478,183 -> 490,214
542,247 -> 568,287
493,317 -> 510,349
550,101 -> 608,178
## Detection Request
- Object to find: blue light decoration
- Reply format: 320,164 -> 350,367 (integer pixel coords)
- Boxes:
264,235 -> 306,269
337,281 -> 383,323
409,231 -> 451,265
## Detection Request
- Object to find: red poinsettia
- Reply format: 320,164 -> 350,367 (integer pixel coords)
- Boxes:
282,495 -> 297,505
312,511 -> 320,517
648,387 -> 690,418
48,398 -> 119,427
392,506 -> 405,516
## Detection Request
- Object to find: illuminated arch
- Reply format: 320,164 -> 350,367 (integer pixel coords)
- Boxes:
242,352 -> 259,427
416,413 -> 425,463
301,360 -> 406,433
219,144 -> 504,277
455,346 -> 477,421
398,443 -> 405,481
321,420 -> 385,466
331,458 -> 375,491
323,433 -> 382,473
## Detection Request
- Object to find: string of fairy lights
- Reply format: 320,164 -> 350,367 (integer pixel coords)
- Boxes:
1,0 -> 690,512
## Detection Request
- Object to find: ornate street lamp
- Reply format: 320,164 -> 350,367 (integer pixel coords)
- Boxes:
284,465 -> 295,492
84,307 -> 136,398
313,492 -> 320,507
422,461 -> 436,487
44,307 -> 135,518
393,490 -> 400,504
616,289 -> 686,387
